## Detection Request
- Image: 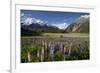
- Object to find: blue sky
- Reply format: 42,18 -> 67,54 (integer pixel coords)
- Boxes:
21,9 -> 89,29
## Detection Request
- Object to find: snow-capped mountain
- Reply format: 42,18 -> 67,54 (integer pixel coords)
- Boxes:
51,22 -> 69,29
21,16 -> 69,30
21,17 -> 47,25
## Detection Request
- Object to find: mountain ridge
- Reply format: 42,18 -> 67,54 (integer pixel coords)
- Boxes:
65,15 -> 89,33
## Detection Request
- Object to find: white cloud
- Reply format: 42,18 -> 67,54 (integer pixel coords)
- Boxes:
21,16 -> 46,25
35,19 -> 44,24
24,17 -> 33,25
81,15 -> 89,18
51,22 -> 69,29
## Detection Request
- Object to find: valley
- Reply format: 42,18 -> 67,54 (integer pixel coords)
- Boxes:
21,10 -> 90,63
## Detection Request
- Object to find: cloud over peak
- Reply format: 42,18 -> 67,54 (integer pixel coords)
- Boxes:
21,14 -> 46,25
81,15 -> 89,19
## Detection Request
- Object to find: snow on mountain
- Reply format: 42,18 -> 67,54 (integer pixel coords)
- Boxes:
51,22 -> 69,29
21,14 -> 72,30
80,15 -> 89,19
21,16 -> 46,25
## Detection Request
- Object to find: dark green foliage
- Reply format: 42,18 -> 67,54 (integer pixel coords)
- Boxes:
21,48 -> 28,62
54,50 -> 63,61
21,44 -> 42,63
21,37 -> 89,63
65,42 -> 89,60
21,27 -> 42,36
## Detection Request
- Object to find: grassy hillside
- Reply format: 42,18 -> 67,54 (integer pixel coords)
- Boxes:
65,16 -> 89,33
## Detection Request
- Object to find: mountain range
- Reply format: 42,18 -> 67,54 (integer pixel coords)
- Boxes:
21,15 -> 89,36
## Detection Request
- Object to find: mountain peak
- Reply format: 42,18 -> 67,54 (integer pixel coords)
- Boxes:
21,16 -> 46,25
65,14 -> 89,33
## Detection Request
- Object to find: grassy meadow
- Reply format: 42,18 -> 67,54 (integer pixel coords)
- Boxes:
42,33 -> 89,37
21,33 -> 89,63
